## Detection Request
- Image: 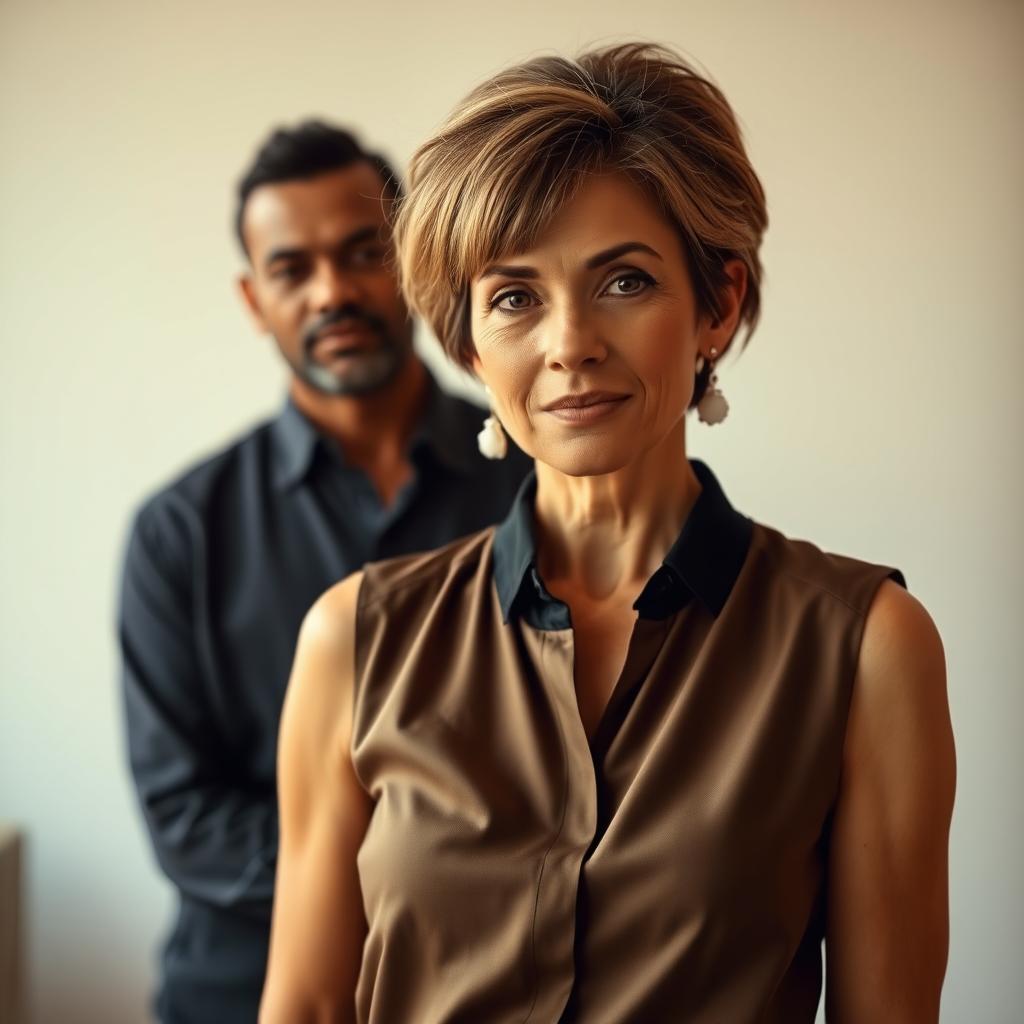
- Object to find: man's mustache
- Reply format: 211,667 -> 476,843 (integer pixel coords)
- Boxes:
302,306 -> 389,354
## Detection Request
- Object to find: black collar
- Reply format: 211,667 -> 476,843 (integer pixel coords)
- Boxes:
270,397 -> 320,490
492,459 -> 753,626
270,370 -> 480,490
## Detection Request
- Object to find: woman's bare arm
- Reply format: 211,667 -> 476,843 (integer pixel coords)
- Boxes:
259,572 -> 372,1024
825,580 -> 956,1022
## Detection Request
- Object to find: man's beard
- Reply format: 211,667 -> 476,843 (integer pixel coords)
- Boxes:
298,306 -> 410,397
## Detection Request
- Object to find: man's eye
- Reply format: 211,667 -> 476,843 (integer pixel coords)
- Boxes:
270,264 -> 302,282
493,290 -> 535,312
350,245 -> 386,267
605,272 -> 653,296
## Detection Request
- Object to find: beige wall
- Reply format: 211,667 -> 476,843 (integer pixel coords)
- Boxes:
1,1 -> 1021,1020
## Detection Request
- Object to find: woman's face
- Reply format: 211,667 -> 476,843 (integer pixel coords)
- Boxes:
469,173 -> 744,477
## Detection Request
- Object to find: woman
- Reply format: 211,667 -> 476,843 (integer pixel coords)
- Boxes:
260,44 -> 955,1023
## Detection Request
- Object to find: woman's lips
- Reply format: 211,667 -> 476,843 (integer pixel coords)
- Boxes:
543,394 -> 631,424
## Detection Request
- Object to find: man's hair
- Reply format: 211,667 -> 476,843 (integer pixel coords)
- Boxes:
235,119 -> 402,257
393,44 -> 768,405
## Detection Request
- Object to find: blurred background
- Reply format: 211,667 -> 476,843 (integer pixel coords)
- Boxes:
1,0 -> 1021,1021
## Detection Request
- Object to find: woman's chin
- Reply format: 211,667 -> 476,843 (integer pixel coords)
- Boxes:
535,439 -> 637,479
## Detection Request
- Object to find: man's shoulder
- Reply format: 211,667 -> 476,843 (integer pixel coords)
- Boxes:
437,386 -> 486,422
129,413 -> 279,540
473,438 -> 534,485
429,385 -> 533,486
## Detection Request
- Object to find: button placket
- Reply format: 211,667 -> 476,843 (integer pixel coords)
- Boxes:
524,628 -> 598,1024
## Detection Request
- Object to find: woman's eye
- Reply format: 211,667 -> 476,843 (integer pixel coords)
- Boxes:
605,273 -> 652,297
493,290 -> 535,312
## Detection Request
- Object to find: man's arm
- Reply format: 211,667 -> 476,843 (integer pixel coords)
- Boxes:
259,573 -> 372,1024
119,499 -> 277,920
825,580 -> 957,1022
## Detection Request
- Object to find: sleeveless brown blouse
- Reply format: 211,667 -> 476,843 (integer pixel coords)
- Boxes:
351,460 -> 904,1023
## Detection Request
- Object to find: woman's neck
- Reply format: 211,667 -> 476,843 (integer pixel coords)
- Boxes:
533,419 -> 701,604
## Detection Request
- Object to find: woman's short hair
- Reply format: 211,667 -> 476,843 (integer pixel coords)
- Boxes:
394,43 -> 768,402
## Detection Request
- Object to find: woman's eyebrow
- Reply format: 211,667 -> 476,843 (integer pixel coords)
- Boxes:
478,241 -> 663,282
585,241 -> 663,268
478,263 -> 540,281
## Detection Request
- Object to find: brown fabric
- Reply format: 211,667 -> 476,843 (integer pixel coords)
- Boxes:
351,519 -> 903,1023
0,826 -> 23,1024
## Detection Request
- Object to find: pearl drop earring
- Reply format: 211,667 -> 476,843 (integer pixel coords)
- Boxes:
477,386 -> 508,459
696,345 -> 729,426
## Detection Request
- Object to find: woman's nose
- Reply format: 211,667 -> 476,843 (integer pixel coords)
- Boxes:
544,309 -> 608,371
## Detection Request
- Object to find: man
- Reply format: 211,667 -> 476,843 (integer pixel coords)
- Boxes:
118,121 -> 531,1023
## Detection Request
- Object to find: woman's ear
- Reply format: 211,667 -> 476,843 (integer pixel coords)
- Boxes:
704,259 -> 748,354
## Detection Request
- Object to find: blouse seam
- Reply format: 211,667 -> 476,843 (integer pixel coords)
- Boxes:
756,527 -> 896,618
775,566 -> 866,616
521,630 -> 573,1024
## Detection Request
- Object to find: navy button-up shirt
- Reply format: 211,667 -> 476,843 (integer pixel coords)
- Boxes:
118,375 -> 531,1022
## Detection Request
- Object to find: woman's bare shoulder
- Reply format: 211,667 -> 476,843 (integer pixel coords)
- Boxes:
844,577 -> 954,823
858,580 -> 946,700
297,571 -> 365,655
280,571 -> 365,772
262,571 -> 370,1021
826,585 -> 954,1018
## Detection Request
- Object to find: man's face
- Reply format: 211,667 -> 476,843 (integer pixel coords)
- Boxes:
239,163 -> 413,397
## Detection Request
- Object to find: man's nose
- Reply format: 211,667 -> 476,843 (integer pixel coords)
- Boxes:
544,308 -> 608,371
309,261 -> 363,312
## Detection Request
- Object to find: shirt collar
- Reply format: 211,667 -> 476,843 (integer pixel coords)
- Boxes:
654,459 -> 754,618
270,396 -> 321,491
406,372 -> 481,476
492,471 -> 541,621
270,370 -> 479,491
492,459 -> 753,624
